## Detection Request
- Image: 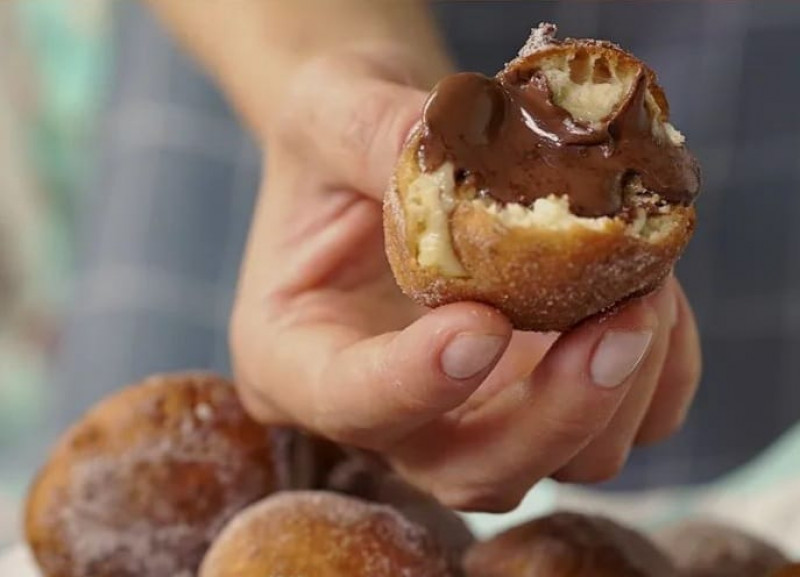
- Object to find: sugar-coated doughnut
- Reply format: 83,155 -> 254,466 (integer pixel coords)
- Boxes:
25,372 -> 279,577
463,511 -> 677,576
654,519 -> 789,577
273,428 -> 474,572
199,491 -> 454,577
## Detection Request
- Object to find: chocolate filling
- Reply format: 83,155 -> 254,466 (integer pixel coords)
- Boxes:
419,63 -> 700,218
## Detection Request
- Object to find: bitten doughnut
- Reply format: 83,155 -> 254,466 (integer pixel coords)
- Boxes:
25,372 -> 279,577
654,519 -> 789,577
463,511 -> 677,577
385,23 -> 701,331
199,491 -> 454,577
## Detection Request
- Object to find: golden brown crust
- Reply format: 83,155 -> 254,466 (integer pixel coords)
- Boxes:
199,491 -> 454,577
463,512 -> 677,577
25,372 -> 279,577
654,520 -> 789,577
384,132 -> 695,332
772,564 -> 800,577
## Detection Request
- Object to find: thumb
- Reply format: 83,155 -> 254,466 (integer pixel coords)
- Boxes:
313,303 -> 512,449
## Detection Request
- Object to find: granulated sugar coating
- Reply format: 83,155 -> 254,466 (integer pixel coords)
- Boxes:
24,372 -> 279,577
516,22 -> 623,60
517,22 -> 558,57
200,491 -> 454,577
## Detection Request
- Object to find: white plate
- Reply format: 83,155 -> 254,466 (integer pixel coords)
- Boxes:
0,545 -> 39,577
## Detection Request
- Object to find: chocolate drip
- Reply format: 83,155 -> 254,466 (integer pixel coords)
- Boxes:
419,68 -> 700,218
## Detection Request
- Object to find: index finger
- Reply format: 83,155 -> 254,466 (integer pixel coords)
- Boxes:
276,55 -> 427,200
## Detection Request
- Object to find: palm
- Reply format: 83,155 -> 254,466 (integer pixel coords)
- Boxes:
268,183 -> 424,340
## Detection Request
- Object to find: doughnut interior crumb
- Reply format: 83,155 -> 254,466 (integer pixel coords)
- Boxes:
477,187 -> 677,241
402,39 -> 692,277
403,162 -> 466,277
538,49 -> 633,124
535,48 -> 684,146
405,165 -> 678,277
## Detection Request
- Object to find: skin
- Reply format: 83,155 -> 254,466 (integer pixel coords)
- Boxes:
146,0 -> 702,511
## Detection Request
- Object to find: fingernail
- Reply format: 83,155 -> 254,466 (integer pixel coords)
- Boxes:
590,330 -> 653,388
441,334 -> 505,380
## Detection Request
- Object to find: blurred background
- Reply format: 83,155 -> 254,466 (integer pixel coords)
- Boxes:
2,0 -> 800,551
0,1 -> 110,543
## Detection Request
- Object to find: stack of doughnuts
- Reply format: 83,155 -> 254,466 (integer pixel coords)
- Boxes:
24,371 -> 797,577
460,514 -> 796,577
23,373 -> 470,577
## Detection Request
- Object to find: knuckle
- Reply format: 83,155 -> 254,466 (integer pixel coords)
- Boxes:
228,308 -> 255,392
311,405 -> 377,449
308,374 -> 381,450
227,304 -> 248,359
229,370 -> 285,426
273,57 -> 337,143
434,479 -> 527,513
227,304 -> 293,426
430,477 -> 538,513
636,356 -> 703,446
637,409 -> 688,446
556,449 -> 628,484
545,411 -> 605,448
676,354 -> 703,391
272,81 -> 309,144
233,381 -> 268,421
636,423 -> 674,446
320,422 -> 366,447
337,89 -> 393,165
589,453 -> 627,483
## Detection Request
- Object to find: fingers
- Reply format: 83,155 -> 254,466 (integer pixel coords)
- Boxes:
391,297 -> 659,511
252,56 -> 427,282
319,79 -> 425,198
459,330 -> 559,411
553,280 -> 677,483
636,280 -> 702,445
314,302 -> 512,448
232,299 -> 512,448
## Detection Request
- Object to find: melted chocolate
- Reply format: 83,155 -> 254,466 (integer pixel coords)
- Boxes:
419,68 -> 700,217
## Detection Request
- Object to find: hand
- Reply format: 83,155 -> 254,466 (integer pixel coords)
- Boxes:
230,45 -> 702,512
